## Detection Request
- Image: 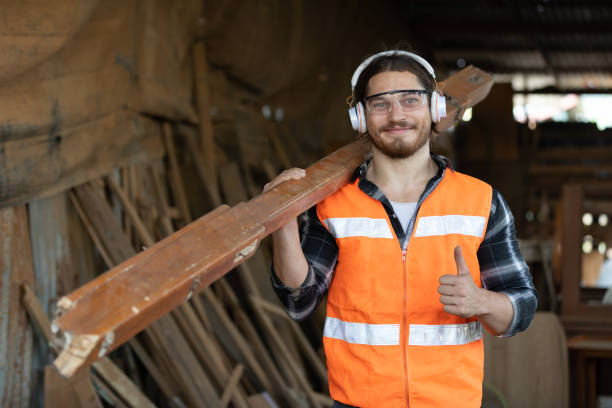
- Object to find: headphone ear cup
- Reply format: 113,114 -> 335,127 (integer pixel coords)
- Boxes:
348,102 -> 367,133
430,91 -> 447,123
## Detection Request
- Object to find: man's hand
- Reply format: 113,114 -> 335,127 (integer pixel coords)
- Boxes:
263,168 -> 307,193
438,246 -> 485,318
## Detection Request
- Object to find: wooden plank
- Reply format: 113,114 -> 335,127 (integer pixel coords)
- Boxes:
192,42 -> 219,197
72,178 -> 221,406
0,111 -> 165,208
52,140 -> 368,377
200,285 -> 279,396
23,283 -> 156,408
149,317 -> 220,408
111,172 -> 247,406
250,295 -> 322,408
184,129 -> 223,207
126,338 -> 177,400
261,120 -> 292,170
72,183 -> 135,265
162,123 -> 192,224
68,190 -> 114,269
172,305 -> 249,408
218,161 -> 276,300
0,205 -> 34,407
219,365 -> 244,408
560,184 -> 583,318
28,192 -> 80,406
29,193 -> 78,313
255,297 -> 328,384
91,359 -> 155,408
90,372 -> 129,408
51,66 -> 494,376
210,278 -> 289,403
436,65 -> 494,132
247,393 -> 280,408
44,365 -> 102,408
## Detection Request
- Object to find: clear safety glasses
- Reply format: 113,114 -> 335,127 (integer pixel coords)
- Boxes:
364,89 -> 429,115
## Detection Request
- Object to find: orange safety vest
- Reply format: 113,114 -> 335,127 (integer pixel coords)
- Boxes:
317,168 -> 492,408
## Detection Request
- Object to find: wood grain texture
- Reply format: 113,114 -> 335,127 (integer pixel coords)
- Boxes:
0,0 -> 197,140
52,140 -> 369,377
436,65 -> 494,132
44,364 -> 102,408
69,180 -> 221,404
0,1 -> 98,83
0,112 -> 164,208
0,205 -> 34,407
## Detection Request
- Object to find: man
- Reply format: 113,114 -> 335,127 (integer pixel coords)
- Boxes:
264,50 -> 537,408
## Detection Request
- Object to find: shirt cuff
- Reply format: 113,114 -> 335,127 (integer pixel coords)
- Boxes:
495,291 -> 520,338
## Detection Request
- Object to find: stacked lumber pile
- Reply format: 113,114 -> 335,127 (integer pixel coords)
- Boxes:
18,124 -> 335,407
0,2 -> 334,404
2,33 -> 338,407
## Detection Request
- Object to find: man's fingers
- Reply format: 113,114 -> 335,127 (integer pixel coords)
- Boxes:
439,295 -> 457,305
263,168 -> 307,192
454,246 -> 470,276
437,285 -> 455,296
439,274 -> 457,285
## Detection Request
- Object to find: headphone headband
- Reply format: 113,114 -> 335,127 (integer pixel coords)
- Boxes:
350,50 -> 436,91
347,50 -> 446,131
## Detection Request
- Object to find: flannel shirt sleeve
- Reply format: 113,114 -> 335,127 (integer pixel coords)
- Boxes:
270,205 -> 338,321
478,189 -> 538,337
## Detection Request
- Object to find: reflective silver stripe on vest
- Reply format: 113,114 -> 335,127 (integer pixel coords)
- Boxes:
408,321 -> 483,346
323,317 -> 400,346
414,215 -> 486,238
324,217 -> 393,239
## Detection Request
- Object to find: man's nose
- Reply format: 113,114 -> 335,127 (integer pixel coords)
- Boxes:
388,100 -> 405,121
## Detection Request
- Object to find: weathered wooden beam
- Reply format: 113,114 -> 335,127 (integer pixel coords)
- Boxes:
0,112 -> 164,208
0,205 -> 34,407
22,283 -> 156,408
436,65 -> 493,132
51,66 -> 494,378
52,140 -> 368,378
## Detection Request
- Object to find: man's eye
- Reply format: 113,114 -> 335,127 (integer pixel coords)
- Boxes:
372,102 -> 389,109
401,98 -> 419,105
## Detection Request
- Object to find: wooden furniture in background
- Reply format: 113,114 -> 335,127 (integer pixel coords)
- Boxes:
560,183 -> 612,337
568,335 -> 612,408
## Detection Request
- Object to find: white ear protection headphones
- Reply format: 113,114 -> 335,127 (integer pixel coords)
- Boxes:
348,50 -> 447,133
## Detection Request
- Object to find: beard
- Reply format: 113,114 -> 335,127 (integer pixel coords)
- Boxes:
368,120 -> 431,159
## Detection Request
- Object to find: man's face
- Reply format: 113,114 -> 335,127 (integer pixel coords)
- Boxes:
364,71 -> 432,159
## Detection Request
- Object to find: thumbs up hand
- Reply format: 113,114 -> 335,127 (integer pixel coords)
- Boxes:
438,246 -> 485,318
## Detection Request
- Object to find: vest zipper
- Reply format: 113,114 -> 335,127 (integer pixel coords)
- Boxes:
402,248 -> 410,408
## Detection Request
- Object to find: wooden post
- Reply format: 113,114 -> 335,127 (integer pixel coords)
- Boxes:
0,205 -> 34,407
192,42 -> 220,204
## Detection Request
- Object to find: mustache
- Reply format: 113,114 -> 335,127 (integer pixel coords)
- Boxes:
381,120 -> 415,131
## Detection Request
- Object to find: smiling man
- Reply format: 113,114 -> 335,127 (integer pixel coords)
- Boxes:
265,50 -> 537,408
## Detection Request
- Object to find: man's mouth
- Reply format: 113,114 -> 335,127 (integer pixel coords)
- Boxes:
383,125 -> 415,133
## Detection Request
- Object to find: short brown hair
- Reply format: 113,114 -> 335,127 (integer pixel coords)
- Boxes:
353,52 -> 436,105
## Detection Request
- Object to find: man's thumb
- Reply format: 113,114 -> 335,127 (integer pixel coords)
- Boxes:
454,246 -> 470,275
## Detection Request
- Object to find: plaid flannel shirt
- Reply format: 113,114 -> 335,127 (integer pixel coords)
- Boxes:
271,154 -> 537,337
